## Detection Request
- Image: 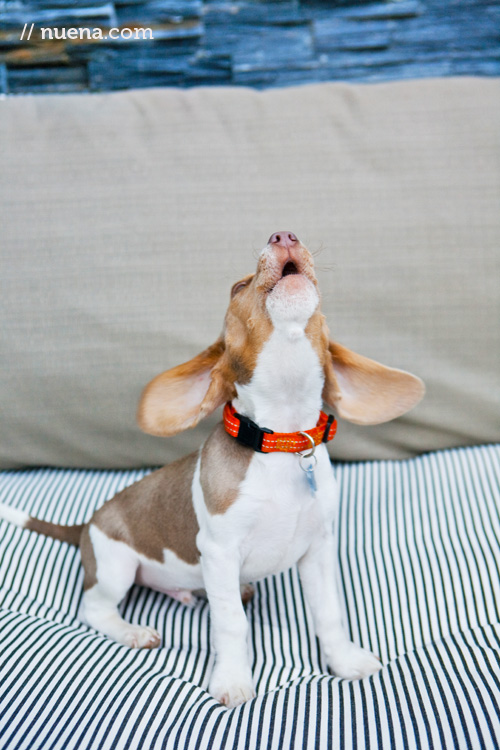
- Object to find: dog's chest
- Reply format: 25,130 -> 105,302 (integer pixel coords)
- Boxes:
229,451 -> 336,582
240,498 -> 317,582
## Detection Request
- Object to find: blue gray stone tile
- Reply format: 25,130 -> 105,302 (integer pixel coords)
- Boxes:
0,61 -> 7,92
1,0 -> 499,93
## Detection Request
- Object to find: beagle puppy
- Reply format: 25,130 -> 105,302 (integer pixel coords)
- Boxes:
0,233 -> 424,708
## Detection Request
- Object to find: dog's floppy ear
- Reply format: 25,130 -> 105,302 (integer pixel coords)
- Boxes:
323,340 -> 425,425
137,337 -> 235,437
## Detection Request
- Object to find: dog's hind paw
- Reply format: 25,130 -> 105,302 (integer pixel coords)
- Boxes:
328,642 -> 382,680
122,625 -> 161,650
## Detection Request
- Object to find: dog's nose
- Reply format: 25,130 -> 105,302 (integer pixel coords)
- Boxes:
268,231 -> 298,249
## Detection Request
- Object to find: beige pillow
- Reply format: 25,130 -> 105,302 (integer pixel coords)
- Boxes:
1,77 -> 499,468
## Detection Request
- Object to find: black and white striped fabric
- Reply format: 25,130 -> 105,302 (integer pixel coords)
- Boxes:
1,444 -> 499,749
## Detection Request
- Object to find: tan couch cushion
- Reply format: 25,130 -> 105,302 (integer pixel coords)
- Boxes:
1,78 -> 499,468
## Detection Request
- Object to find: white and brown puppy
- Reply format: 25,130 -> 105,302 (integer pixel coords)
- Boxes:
0,232 -> 424,708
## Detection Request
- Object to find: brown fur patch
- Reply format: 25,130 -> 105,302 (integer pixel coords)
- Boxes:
92,451 -> 200,565
137,338 -> 228,437
306,312 -> 343,407
200,424 -> 253,515
222,287 -> 273,386
25,518 -> 84,546
325,341 -> 425,425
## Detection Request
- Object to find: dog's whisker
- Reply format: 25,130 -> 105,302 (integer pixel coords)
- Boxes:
311,246 -> 325,257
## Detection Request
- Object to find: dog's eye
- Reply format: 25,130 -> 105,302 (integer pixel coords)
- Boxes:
231,280 -> 248,298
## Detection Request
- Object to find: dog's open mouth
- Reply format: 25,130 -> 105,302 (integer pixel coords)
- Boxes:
266,260 -> 303,294
281,261 -> 299,277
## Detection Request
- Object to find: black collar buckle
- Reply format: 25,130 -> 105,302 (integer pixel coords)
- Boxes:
322,414 -> 335,442
234,412 -> 274,452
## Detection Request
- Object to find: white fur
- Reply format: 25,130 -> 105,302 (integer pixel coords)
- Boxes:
0,504 -> 29,528
234,324 -> 324,432
266,275 -> 319,331
81,524 -> 205,644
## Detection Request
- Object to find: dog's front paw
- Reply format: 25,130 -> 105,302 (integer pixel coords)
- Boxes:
122,625 -> 161,650
209,667 -> 255,708
328,641 -> 382,680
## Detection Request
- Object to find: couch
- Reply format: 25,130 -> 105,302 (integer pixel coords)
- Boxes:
1,77 -> 499,749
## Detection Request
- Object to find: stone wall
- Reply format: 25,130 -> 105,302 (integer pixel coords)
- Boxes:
1,0 -> 499,94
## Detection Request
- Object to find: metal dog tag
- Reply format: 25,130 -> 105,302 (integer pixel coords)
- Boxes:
298,430 -> 318,495
303,461 -> 318,494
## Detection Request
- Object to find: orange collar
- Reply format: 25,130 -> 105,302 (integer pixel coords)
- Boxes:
223,403 -> 337,454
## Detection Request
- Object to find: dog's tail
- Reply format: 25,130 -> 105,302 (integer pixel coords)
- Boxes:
0,504 -> 83,546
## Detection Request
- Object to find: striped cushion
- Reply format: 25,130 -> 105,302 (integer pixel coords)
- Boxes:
0,444 -> 499,749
